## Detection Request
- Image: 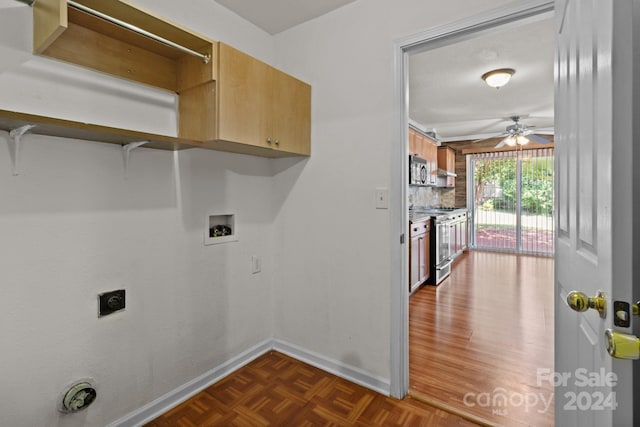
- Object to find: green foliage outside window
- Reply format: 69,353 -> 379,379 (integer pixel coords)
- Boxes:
474,156 -> 553,215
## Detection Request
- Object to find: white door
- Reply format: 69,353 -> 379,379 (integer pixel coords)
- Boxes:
555,0 -> 637,425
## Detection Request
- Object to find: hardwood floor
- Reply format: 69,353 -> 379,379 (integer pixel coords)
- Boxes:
409,251 -> 554,427
145,351 -> 478,426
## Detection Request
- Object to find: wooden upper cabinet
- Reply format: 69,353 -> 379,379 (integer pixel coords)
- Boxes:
33,0 -> 215,92
437,146 -> 455,171
409,127 -> 438,185
437,146 -> 456,187
423,134 -> 438,185
215,44 -> 310,155
216,43 -> 270,149
408,128 -> 417,156
270,66 -> 311,155
179,43 -> 311,156
30,1 -> 311,158
409,128 -> 421,157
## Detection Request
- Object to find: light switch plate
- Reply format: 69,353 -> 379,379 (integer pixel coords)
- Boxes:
375,187 -> 389,209
251,256 -> 261,274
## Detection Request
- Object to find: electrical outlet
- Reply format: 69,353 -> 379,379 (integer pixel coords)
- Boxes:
251,256 -> 261,274
98,289 -> 125,317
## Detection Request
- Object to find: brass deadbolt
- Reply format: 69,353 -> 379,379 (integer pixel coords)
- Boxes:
605,329 -> 640,360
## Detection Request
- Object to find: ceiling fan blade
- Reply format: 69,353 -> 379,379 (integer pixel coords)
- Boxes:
527,134 -> 551,144
495,139 -> 507,148
471,132 -> 509,143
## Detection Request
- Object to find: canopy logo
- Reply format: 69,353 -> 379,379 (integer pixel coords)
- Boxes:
462,388 -> 553,416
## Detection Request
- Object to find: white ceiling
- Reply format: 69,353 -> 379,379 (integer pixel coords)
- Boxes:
214,0 -> 356,35
214,1 -> 554,142
409,17 -> 555,141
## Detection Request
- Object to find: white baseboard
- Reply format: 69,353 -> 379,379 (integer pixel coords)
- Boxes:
108,339 -> 390,426
273,339 -> 390,396
107,339 -> 272,427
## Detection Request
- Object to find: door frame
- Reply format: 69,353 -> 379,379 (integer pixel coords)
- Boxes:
390,0 -> 555,398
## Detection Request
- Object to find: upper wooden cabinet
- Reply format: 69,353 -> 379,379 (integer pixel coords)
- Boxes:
179,43 -> 310,156
423,134 -> 438,186
33,0 -> 215,92
30,1 -> 311,158
409,127 -> 438,186
437,146 -> 456,188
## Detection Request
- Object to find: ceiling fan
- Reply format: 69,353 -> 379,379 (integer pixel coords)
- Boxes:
478,116 -> 553,148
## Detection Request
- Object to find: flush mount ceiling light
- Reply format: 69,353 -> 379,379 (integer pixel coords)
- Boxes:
481,68 -> 515,89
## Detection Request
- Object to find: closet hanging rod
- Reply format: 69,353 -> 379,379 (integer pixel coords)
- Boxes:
67,0 -> 211,64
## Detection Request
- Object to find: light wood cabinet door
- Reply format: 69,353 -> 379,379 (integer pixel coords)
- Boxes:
216,43 -> 311,155
409,220 -> 430,292
412,130 -> 423,157
217,43 -> 270,148
408,128 -> 417,157
410,234 -> 421,290
270,67 -> 311,155
424,135 -> 438,185
437,146 -> 456,187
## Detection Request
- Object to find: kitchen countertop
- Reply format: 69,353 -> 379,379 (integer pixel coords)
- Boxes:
409,207 -> 468,222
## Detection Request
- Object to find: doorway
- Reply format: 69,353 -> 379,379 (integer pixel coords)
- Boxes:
390,0 -> 556,420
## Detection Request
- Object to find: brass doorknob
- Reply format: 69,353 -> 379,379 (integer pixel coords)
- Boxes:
567,290 -> 607,318
605,329 -> 640,360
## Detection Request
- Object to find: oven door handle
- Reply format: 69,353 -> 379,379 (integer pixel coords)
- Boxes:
435,260 -> 452,271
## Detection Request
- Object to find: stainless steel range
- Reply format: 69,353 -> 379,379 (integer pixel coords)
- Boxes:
432,213 -> 453,284
410,207 -> 467,285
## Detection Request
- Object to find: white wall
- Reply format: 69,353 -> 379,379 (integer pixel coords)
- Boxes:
0,0 -> 519,425
271,0 -> 513,382
0,2 -> 282,426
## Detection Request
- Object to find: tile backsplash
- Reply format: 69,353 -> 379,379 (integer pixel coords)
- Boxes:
409,186 -> 455,209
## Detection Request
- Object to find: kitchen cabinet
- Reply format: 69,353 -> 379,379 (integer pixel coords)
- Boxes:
423,134 -> 438,185
180,43 -> 311,156
460,214 -> 468,251
409,219 -> 431,293
437,146 -> 456,187
449,211 -> 468,259
408,127 -> 438,185
30,1 -> 311,158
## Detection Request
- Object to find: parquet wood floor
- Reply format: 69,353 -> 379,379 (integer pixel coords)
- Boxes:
409,251 -> 554,427
145,251 -> 552,426
145,351 -> 479,426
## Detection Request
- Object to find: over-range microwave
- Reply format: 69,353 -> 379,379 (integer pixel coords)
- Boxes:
409,155 -> 429,186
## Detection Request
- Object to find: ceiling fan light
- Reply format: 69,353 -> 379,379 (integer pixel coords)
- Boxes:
482,68 -> 515,89
504,136 -> 517,146
516,135 -> 529,145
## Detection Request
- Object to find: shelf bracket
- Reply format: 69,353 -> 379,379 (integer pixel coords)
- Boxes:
122,141 -> 150,178
7,124 -> 36,176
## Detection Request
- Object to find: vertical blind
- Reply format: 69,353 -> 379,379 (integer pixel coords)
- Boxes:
469,148 -> 554,256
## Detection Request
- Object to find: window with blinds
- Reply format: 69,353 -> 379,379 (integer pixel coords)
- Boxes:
467,148 -> 554,256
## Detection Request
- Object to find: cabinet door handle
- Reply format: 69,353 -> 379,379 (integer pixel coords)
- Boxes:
275,139 -> 280,145
266,138 -> 272,144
